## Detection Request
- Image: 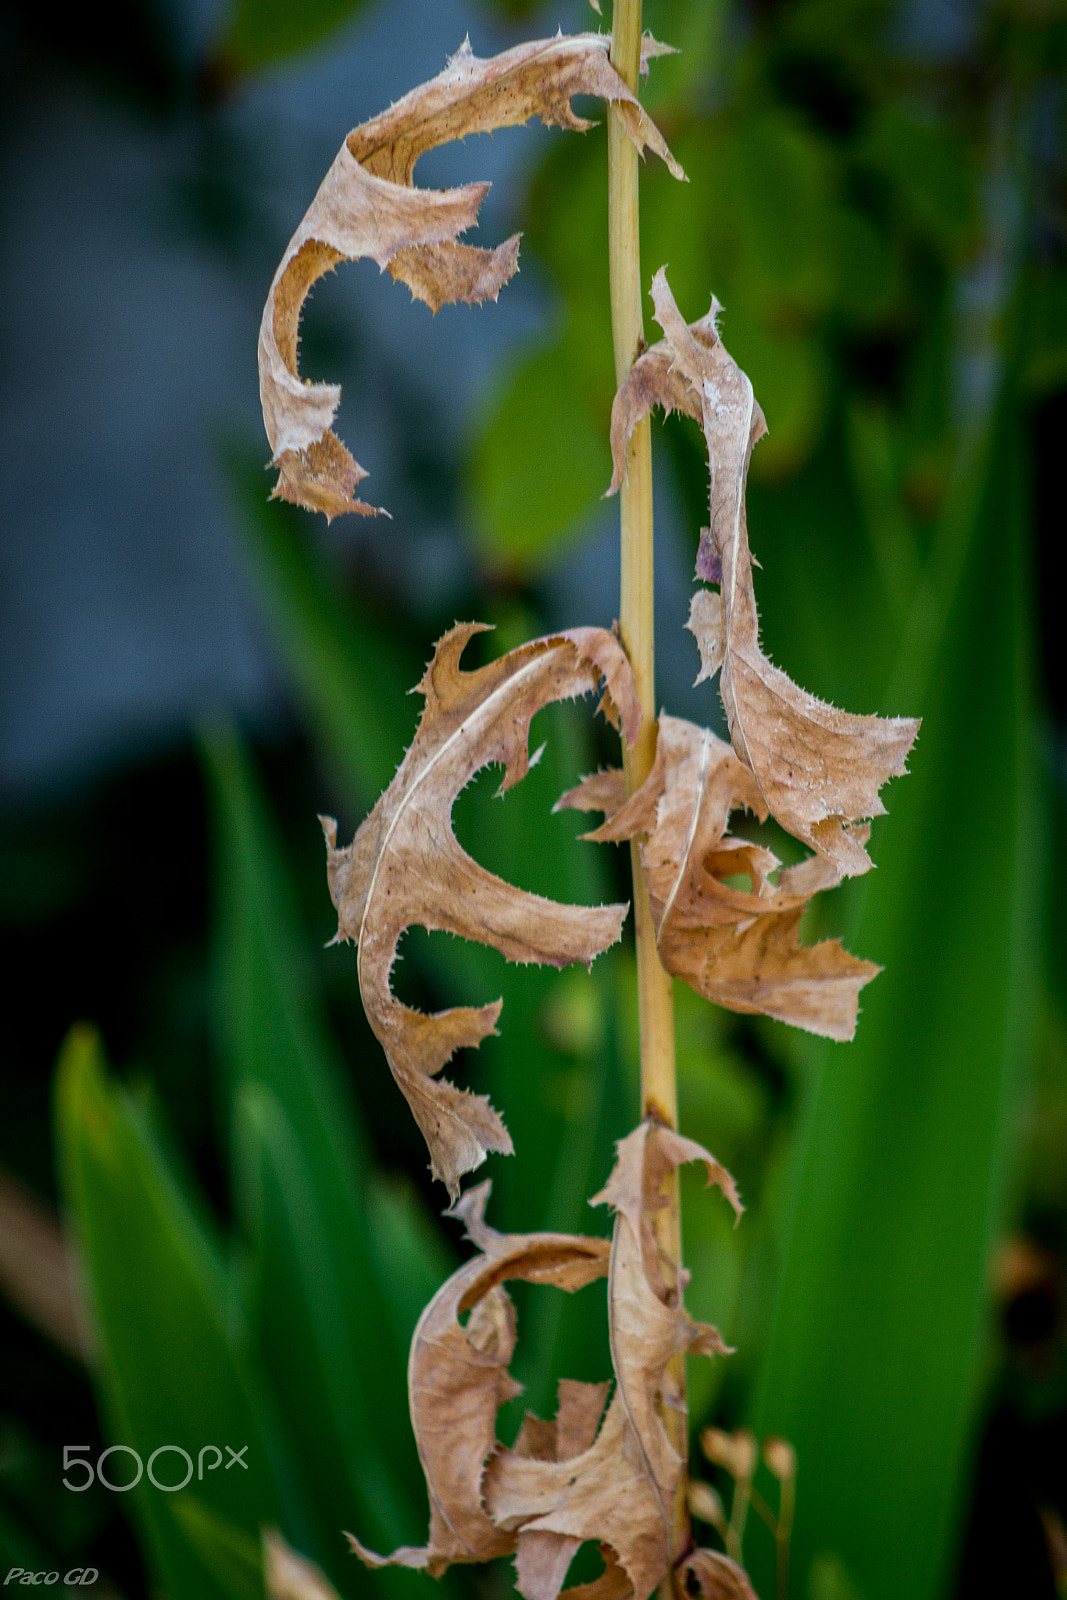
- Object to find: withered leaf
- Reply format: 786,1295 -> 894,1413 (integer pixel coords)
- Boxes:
350,1126 -> 737,1600
609,269 -> 919,879
322,623 -> 641,1197
483,1122 -> 738,1600
260,34 -> 683,518
348,1181 -> 611,1578
558,715 -> 880,1041
512,1383 -> 612,1600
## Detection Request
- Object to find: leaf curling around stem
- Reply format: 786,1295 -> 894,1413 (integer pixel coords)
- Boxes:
558,715 -> 881,1041
608,268 -> 919,881
322,623 -> 641,1198
350,1122 -> 741,1600
259,33 -> 683,520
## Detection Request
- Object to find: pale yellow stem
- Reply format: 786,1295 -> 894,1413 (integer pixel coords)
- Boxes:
608,0 -> 687,1579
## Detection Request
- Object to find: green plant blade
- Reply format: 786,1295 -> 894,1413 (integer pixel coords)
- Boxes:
172,1499 -> 263,1600
220,0 -> 374,74
53,1027 -> 287,1600
233,1085 -> 436,1595
224,450 -> 416,808
466,337 -> 610,573
751,400 -> 1040,1600
203,726 -> 449,1539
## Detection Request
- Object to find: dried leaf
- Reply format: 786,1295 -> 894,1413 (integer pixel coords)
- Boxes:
554,767 -> 628,821
609,270 -> 919,878
483,1123 -> 738,1600
322,623 -> 640,1197
349,1127 -> 737,1600
512,1383 -> 613,1600
264,1530 -> 343,1600
348,1182 -> 611,1577
260,34 -> 683,519
559,715 -> 880,1041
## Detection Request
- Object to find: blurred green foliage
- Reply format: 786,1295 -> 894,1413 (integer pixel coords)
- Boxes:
221,0 -> 377,73
1,1 -> 1065,1599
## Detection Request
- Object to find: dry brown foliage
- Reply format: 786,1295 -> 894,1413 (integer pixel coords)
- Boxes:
321,624 -> 640,1198
350,1122 -> 740,1600
558,715 -> 879,1041
258,34 -> 681,518
254,34 -> 925,1600
610,270 -> 919,880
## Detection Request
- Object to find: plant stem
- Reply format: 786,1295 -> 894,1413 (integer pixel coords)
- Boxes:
608,0 -> 687,1575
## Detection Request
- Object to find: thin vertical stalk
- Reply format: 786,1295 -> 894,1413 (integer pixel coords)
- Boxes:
608,0 -> 687,1577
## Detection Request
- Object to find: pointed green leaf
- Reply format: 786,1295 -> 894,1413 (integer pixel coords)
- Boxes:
751,396 -> 1040,1600
54,1028 -> 287,1600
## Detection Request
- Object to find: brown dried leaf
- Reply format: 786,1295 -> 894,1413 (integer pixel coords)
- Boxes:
322,623 -> 640,1197
349,1127 -> 737,1600
511,1382 -> 614,1600
348,1182 -> 611,1577
260,34 -> 683,518
609,269 -> 919,879
483,1123 -> 738,1600
559,716 -> 879,1041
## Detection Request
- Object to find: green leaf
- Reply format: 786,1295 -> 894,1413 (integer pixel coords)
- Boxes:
750,392 -> 1041,1600
223,448 -> 416,808
728,112 -> 838,322
172,1499 -> 263,1600
53,1027 -> 287,1600
203,725 -> 448,1560
220,0 -> 374,75
466,336 -> 612,573
233,1087 -> 431,1582
861,106 -> 976,255
0,1498 -> 48,1577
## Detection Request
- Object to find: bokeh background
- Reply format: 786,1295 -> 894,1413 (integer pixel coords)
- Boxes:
1,0 -> 1065,1596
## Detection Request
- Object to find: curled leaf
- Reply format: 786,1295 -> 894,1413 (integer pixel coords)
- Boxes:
349,1126 -> 737,1600
483,1122 -> 737,1600
322,623 -> 641,1197
609,269 -> 919,878
348,1182 -> 611,1578
260,33 -> 683,518
559,715 -> 879,1041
